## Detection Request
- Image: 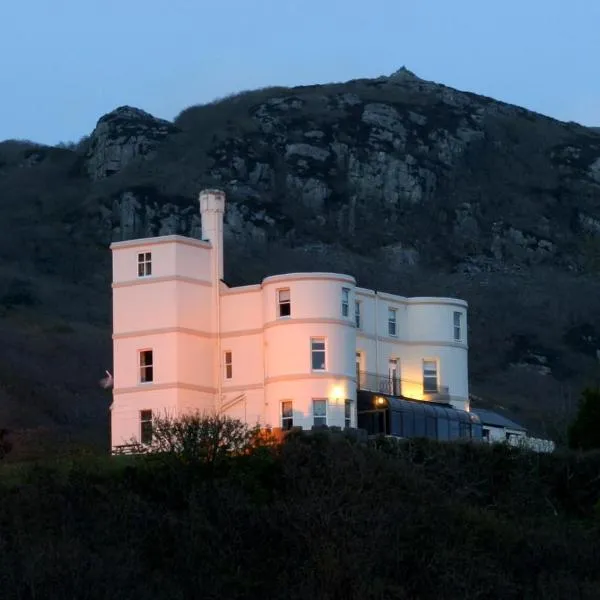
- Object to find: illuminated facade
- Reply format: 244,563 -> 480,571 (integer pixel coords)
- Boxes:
110,189 -> 470,449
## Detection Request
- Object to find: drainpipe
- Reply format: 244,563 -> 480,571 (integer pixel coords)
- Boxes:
374,291 -> 379,384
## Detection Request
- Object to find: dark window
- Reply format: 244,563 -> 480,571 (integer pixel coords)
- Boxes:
224,351 -> 232,379
355,301 -> 361,328
140,410 -> 153,444
137,252 -> 152,277
423,360 -> 438,393
313,399 -> 327,427
281,401 -> 293,430
388,307 -> 397,336
426,416 -> 437,439
453,311 -> 462,341
139,350 -> 153,383
311,338 -> 326,371
278,289 -> 291,317
341,288 -> 350,317
344,399 -> 352,428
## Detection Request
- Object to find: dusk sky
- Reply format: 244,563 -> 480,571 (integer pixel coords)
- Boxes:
1,0 -> 598,146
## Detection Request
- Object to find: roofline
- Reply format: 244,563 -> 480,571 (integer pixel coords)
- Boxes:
110,235 -> 211,251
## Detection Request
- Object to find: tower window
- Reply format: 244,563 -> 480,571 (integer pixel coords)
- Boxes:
137,252 -> 152,277
311,338 -> 326,371
278,289 -> 291,317
139,350 -> 153,383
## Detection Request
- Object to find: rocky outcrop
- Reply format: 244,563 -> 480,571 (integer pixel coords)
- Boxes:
84,106 -> 179,180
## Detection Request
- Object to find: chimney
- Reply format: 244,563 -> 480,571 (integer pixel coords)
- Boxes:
199,189 -> 225,282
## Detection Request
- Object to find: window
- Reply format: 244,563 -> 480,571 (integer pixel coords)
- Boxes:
423,360 -> 438,393
388,307 -> 397,336
356,352 -> 362,389
140,410 -> 153,444
355,301 -> 361,328
139,350 -> 153,383
137,252 -> 152,277
281,401 -> 293,430
278,289 -> 291,317
311,338 -> 326,371
313,399 -> 327,427
345,399 -> 352,428
341,288 -> 350,317
453,311 -> 462,341
224,351 -> 232,380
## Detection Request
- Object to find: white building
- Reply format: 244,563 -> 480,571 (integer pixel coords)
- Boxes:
110,189 -> 472,449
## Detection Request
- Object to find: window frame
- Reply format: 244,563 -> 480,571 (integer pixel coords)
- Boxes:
453,311 -> 462,341
310,337 -> 327,372
355,300 -> 361,329
422,359 -> 438,394
224,350 -> 233,380
140,409 -> 153,444
281,400 -> 294,431
137,252 -> 152,278
312,398 -> 328,427
277,288 -> 291,318
344,399 -> 352,428
341,287 -> 350,317
139,349 -> 154,384
388,307 -> 397,337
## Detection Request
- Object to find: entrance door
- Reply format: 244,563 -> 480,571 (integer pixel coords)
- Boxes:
388,359 -> 400,396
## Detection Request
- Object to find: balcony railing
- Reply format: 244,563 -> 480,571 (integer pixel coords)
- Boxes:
357,371 -> 450,401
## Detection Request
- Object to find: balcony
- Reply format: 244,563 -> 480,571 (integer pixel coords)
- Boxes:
357,371 -> 450,404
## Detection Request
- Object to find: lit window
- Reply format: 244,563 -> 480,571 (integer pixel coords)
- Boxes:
137,252 -> 152,277
311,338 -> 326,371
313,399 -> 327,427
139,350 -> 153,383
388,307 -> 397,337
341,288 -> 350,317
140,410 -> 153,444
224,351 -> 232,380
355,301 -> 361,328
278,289 -> 291,317
423,360 -> 438,393
281,401 -> 293,430
453,311 -> 462,341
344,399 -> 352,428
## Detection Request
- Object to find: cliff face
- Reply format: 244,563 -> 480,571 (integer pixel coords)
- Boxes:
1,68 -> 600,452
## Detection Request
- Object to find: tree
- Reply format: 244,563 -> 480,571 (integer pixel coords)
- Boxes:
133,412 -> 273,467
567,387 -> 600,451
0,428 -> 12,460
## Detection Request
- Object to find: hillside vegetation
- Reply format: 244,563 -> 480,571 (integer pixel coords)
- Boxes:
1,430 -> 600,599
1,69 -> 600,456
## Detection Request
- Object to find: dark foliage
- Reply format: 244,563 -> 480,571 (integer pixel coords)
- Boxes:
1,433 -> 600,599
568,387 -> 600,450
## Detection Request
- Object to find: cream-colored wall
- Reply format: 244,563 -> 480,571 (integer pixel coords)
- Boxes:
111,236 -> 211,284
264,378 -> 355,430
113,281 -> 178,334
406,299 -> 468,344
113,333 -> 178,390
175,280 -> 214,332
220,332 -> 264,387
262,273 -> 356,323
111,387 -> 179,446
176,333 -> 215,390
220,287 -> 263,333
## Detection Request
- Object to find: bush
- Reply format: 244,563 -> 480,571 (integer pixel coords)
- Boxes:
568,387 -> 600,451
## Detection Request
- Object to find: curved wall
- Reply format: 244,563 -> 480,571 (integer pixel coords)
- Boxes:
261,274 -> 357,429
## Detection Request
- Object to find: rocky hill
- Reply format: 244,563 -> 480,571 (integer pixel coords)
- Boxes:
1,67 -> 600,457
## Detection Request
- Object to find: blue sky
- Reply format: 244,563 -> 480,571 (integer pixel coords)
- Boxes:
0,0 -> 598,145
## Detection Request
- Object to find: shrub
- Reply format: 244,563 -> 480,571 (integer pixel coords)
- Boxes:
568,387 -> 600,451
135,412 -> 269,468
